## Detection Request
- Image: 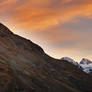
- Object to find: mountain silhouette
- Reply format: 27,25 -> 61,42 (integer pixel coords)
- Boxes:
0,23 -> 92,92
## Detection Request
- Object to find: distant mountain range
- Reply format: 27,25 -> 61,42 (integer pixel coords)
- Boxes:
0,23 -> 92,92
61,57 -> 92,74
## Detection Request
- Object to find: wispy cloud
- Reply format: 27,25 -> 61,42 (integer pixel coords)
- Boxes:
8,0 -> 92,30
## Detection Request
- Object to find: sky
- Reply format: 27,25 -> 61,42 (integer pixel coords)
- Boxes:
0,0 -> 92,62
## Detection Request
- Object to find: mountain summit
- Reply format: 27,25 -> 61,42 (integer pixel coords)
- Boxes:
80,58 -> 92,74
0,23 -> 92,92
60,57 -> 92,74
61,57 -> 78,66
80,58 -> 92,65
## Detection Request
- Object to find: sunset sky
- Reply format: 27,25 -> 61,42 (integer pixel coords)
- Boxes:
0,0 -> 92,62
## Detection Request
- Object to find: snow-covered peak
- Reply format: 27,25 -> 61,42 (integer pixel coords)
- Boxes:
61,57 -> 92,74
61,57 -> 78,66
80,63 -> 92,74
79,58 -> 92,74
80,58 -> 92,65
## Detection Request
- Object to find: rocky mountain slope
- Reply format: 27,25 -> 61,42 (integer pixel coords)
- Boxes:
0,23 -> 92,92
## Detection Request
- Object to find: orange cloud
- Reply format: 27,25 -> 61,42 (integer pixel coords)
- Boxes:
5,0 -> 91,31
0,0 -> 17,12
0,0 -> 92,31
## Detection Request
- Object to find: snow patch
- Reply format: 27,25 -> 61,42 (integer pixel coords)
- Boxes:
79,58 -> 92,74
61,57 -> 78,66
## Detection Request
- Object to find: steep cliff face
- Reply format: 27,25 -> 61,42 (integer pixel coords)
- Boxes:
0,23 -> 92,92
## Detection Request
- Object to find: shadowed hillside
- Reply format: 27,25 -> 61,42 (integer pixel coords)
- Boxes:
0,23 -> 92,92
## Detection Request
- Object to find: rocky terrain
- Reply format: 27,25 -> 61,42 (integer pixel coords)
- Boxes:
0,23 -> 92,92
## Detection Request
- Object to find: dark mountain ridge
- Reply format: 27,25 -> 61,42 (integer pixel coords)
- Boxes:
0,23 -> 92,92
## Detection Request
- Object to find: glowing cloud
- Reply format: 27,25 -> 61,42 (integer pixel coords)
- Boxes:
7,0 -> 92,30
